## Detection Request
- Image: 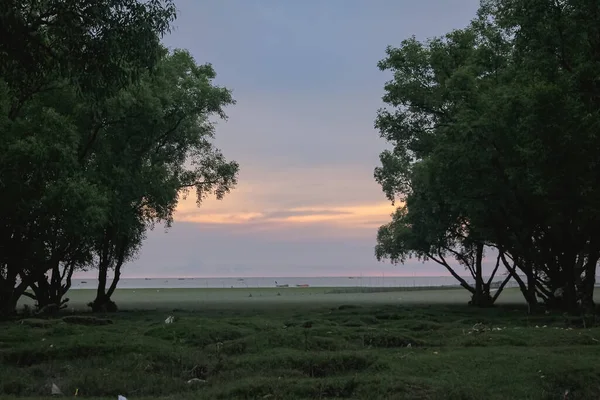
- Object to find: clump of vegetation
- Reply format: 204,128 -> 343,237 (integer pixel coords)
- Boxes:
62,316 -> 113,326
1,304 -> 600,399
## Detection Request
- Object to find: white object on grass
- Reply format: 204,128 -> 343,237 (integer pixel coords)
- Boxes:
118,396 -> 127,400
187,378 -> 207,384
51,383 -> 62,395
165,315 -> 175,324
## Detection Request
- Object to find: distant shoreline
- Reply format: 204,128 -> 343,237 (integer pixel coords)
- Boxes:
72,275 -> 509,280
67,276 -> 522,290
67,285 -> 467,292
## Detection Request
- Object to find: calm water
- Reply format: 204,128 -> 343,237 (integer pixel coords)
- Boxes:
70,276 -> 522,289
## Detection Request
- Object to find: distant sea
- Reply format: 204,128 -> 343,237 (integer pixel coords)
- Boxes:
70,276 -> 523,290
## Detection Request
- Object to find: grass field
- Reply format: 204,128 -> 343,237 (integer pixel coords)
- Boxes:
18,286 -> 527,311
3,288 -> 600,399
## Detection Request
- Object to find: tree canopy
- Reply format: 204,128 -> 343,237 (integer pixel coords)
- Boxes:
0,0 -> 239,316
375,0 -> 600,312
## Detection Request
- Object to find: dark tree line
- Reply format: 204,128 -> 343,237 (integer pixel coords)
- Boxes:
0,1 -> 239,316
375,0 -> 600,313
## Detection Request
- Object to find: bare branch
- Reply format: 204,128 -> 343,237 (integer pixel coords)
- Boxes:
486,252 -> 502,286
435,251 -> 476,294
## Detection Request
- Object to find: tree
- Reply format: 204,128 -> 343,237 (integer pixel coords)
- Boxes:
375,0 -> 600,313
481,0 -> 600,312
85,49 -> 238,312
0,0 -> 176,316
376,160 -> 513,307
0,0 -> 176,112
0,81 -> 108,314
374,25 -> 518,307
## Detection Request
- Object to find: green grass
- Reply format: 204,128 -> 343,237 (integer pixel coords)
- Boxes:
4,289 -> 600,399
18,286 -> 528,311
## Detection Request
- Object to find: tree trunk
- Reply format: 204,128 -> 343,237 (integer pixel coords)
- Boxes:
106,261 -> 121,299
499,252 -> 537,311
26,258 -> 74,312
29,276 -> 50,311
89,231 -> 119,313
485,252 -> 512,304
0,271 -> 28,318
470,243 -> 493,307
474,243 -> 484,303
525,266 -> 539,314
90,232 -> 127,313
60,262 -> 75,302
579,254 -> 598,314
491,273 -> 513,303
90,259 -> 118,312
556,260 -> 578,313
562,282 -> 578,312
95,261 -> 108,305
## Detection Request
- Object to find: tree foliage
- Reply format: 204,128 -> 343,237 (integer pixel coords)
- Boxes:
0,1 -> 239,316
86,49 -> 238,312
375,0 -> 600,312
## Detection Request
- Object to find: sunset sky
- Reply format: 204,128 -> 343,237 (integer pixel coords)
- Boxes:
94,0 -> 485,278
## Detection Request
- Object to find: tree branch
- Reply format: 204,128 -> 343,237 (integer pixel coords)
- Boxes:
178,179 -> 219,189
444,246 -> 476,279
486,253 -> 502,286
431,251 -> 476,294
79,121 -> 103,162
492,273 -> 512,303
153,116 -> 186,155
500,251 -> 528,297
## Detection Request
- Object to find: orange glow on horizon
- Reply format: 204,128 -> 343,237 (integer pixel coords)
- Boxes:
176,211 -> 263,225
175,197 -> 399,230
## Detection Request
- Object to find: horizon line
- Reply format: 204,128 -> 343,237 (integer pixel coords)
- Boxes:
72,274 -> 514,280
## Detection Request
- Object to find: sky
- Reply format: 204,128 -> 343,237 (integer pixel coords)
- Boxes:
85,0 -> 484,278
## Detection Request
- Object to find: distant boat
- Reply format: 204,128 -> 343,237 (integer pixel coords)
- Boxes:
296,284 -> 309,288
81,281 -> 87,284
348,277 -> 355,279
276,284 -> 289,288
178,278 -> 184,280
145,278 -> 151,280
